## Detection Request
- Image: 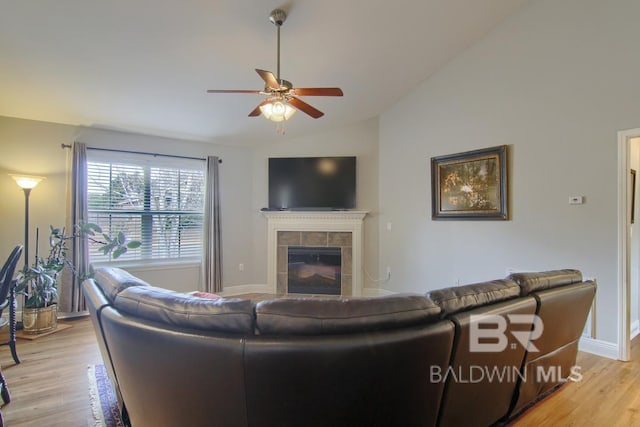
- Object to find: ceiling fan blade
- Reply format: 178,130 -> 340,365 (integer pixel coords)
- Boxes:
292,88 -> 344,97
288,97 -> 324,119
256,69 -> 280,91
248,100 -> 270,117
207,89 -> 261,94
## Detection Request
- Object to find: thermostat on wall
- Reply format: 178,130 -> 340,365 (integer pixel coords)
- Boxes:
569,196 -> 584,205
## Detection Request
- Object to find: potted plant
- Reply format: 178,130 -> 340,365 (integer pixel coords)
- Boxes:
16,222 -> 140,334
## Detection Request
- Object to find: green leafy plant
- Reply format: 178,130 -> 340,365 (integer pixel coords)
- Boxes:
16,222 -> 141,308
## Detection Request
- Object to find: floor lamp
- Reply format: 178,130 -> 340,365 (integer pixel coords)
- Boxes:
10,175 -> 45,268
10,174 -> 45,327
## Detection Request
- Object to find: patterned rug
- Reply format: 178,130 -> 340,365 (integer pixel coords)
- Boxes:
88,364 -> 125,427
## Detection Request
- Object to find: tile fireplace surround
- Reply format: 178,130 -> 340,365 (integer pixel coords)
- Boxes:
262,211 -> 368,296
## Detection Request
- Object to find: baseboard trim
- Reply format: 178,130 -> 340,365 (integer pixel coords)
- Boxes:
578,336 -> 619,360
57,311 -> 89,320
631,320 -> 640,339
362,288 -> 395,296
12,310 -> 89,323
221,284 -> 271,296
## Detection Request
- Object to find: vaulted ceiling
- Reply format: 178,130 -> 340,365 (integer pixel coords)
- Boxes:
0,0 -> 529,143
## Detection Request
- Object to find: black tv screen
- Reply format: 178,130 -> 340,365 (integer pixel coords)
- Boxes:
268,157 -> 356,210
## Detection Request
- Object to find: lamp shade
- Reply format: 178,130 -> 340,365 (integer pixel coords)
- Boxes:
10,174 -> 45,189
260,100 -> 296,122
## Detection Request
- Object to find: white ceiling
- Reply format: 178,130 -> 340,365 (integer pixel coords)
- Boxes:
0,0 -> 529,144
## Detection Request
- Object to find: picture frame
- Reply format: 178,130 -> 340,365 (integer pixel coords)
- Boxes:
431,145 -> 508,220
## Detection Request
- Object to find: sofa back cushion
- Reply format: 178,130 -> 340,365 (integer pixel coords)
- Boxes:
244,320 -> 454,427
114,285 -> 255,334
437,296 -> 538,427
255,294 -> 441,335
428,279 -> 520,317
94,267 -> 150,302
510,280 -> 596,415
508,269 -> 583,295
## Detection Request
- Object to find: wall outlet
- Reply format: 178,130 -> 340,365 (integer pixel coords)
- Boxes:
386,266 -> 391,277
238,263 -> 245,272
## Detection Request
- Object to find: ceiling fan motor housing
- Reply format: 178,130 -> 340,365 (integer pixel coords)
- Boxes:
269,9 -> 287,26
277,79 -> 292,91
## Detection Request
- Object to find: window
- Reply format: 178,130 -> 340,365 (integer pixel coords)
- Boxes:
86,150 -> 205,264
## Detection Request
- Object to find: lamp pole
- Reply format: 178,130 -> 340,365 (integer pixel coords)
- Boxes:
22,188 -> 31,269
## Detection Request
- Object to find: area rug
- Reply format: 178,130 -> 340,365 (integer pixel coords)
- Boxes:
88,364 -> 125,427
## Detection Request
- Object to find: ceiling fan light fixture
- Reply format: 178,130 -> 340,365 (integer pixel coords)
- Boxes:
260,99 -> 296,122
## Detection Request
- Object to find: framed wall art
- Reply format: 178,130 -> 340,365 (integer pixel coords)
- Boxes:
431,145 -> 508,220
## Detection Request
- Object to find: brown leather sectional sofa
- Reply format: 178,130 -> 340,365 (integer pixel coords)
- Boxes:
83,267 -> 596,427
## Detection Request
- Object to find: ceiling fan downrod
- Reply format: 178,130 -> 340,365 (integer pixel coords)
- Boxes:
269,9 -> 287,83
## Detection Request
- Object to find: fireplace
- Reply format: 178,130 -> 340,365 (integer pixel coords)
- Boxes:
262,210 -> 368,296
276,231 -> 352,296
288,246 -> 341,295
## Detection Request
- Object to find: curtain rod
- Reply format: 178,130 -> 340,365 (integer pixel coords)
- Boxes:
60,143 -> 222,163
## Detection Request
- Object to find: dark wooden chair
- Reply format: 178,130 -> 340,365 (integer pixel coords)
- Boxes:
0,245 -> 23,420
0,245 -> 23,366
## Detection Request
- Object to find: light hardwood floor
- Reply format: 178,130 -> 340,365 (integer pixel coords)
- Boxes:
511,338 -> 640,427
0,318 -> 101,427
0,317 -> 638,426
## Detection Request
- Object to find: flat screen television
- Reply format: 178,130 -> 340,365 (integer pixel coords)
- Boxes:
268,156 -> 356,210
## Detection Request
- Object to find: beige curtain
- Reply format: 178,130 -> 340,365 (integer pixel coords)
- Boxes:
59,142 -> 89,314
203,156 -> 222,293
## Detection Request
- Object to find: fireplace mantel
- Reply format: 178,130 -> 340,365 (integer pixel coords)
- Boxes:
262,211 -> 368,296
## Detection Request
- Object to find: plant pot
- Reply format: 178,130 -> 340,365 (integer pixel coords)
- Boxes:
23,304 -> 58,334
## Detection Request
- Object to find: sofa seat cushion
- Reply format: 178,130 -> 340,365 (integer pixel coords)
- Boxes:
508,269 -> 583,295
255,294 -> 441,335
114,285 -> 255,334
94,267 -> 150,302
428,279 -> 520,317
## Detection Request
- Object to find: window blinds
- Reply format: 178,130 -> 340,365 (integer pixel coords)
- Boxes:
86,150 -> 205,264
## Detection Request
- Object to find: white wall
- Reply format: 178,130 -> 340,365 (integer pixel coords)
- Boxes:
378,0 -> 640,345
248,118 -> 380,293
1,117 -> 75,270
0,116 -> 255,293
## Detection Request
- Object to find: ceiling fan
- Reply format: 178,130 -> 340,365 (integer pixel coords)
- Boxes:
207,9 -> 343,124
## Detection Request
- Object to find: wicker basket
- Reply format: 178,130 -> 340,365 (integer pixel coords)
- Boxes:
23,304 -> 58,334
